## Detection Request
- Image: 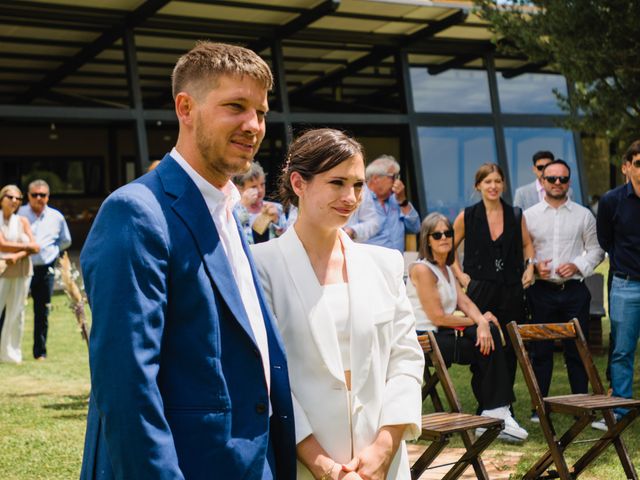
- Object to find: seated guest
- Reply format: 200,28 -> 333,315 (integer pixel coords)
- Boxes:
233,161 -> 286,244
407,212 -> 528,442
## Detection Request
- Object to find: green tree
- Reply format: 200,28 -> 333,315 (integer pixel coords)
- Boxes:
474,0 -> 640,145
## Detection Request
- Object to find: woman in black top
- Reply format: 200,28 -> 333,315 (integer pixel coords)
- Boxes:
452,163 -> 535,410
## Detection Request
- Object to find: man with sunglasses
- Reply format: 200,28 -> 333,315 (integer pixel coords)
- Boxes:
18,179 -> 71,360
596,140 -> 640,426
351,154 -> 419,252
513,150 -> 555,211
524,160 -> 604,421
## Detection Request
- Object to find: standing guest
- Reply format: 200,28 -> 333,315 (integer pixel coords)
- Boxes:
233,161 -> 286,244
452,163 -> 535,411
18,179 -> 71,360
0,185 -> 38,364
513,150 -> 555,210
407,212 -> 528,442
525,159 -> 604,421
253,129 -> 424,480
79,42 -> 295,480
357,155 -> 420,252
595,140 -> 640,427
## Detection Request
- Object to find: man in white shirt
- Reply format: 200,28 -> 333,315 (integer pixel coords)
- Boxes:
524,159 -> 604,420
79,42 -> 295,480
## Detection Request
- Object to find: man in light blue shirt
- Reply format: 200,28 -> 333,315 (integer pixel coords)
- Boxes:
18,179 -> 71,359
354,155 -> 420,252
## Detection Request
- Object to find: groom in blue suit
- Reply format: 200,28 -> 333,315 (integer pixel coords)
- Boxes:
79,42 -> 295,479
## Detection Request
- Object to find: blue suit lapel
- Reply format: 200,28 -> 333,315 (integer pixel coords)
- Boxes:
156,154 -> 257,347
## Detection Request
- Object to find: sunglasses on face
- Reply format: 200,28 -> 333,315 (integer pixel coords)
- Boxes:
544,175 -> 570,184
535,164 -> 550,171
632,159 -> 640,168
4,195 -> 22,201
384,173 -> 399,181
29,192 -> 48,198
429,230 -> 453,240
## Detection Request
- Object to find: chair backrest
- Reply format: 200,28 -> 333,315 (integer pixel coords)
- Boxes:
417,332 -> 463,414
507,319 -> 606,413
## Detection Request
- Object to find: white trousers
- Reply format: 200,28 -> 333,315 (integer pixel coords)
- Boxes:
0,275 -> 32,363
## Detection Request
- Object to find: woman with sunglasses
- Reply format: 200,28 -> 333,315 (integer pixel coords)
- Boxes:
252,129 -> 424,480
0,185 -> 39,363
407,212 -> 528,442
451,163 -> 535,413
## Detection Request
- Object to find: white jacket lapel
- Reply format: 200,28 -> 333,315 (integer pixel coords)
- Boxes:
278,228 -> 345,384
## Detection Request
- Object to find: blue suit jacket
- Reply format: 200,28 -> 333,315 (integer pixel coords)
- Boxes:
79,154 -> 296,480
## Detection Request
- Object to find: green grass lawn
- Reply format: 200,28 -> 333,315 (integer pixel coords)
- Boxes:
1,272 -> 639,479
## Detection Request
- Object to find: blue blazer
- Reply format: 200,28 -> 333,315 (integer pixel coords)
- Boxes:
79,154 -> 296,480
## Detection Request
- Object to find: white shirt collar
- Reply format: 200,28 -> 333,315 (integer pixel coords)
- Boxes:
541,197 -> 573,211
170,147 -> 240,212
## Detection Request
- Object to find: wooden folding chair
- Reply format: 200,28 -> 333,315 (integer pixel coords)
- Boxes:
508,319 -> 640,480
411,332 -> 504,480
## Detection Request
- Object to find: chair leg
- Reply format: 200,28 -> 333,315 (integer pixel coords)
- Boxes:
411,436 -> 449,480
459,430 -> 490,480
572,408 -> 640,479
524,411 -> 573,480
441,426 -> 502,480
526,414 -> 592,479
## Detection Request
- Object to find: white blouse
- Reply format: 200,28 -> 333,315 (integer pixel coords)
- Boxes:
406,260 -> 457,332
322,282 -> 350,371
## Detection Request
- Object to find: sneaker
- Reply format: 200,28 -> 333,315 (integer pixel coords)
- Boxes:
591,413 -> 621,432
480,406 -> 529,442
530,412 -> 540,424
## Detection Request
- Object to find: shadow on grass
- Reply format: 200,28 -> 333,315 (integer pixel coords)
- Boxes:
43,394 -> 89,412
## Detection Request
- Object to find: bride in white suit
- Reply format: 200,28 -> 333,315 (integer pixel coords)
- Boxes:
252,129 -> 424,480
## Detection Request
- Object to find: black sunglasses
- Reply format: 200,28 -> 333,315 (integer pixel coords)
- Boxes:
535,164 -> 550,171
544,175 -> 570,184
4,194 -> 23,201
632,159 -> 640,168
29,192 -> 48,198
429,230 -> 453,240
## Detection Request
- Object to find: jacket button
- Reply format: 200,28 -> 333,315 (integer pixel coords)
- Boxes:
255,403 -> 267,414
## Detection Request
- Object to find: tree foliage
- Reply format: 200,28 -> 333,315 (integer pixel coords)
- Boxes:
474,0 -> 640,144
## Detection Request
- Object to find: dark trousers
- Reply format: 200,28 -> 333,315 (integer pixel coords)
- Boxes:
466,279 -> 525,401
432,324 -> 514,411
527,280 -> 591,397
31,263 -> 55,359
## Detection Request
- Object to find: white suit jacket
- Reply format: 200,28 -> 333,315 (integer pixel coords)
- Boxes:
252,228 -> 424,480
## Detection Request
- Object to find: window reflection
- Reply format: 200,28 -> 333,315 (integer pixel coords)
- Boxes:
411,68 -> 492,113
418,127 -> 497,218
498,73 -> 567,114
504,127 -> 581,202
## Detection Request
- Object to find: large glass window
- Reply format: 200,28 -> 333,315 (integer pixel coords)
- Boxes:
418,127 -> 497,218
504,127 -> 581,202
497,73 -> 567,114
411,68 -> 492,113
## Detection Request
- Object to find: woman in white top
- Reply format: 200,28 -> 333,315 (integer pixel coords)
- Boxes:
252,129 -> 424,480
0,185 -> 39,363
406,212 -> 528,442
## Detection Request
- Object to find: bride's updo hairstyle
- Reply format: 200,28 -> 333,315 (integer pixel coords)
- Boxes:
279,128 -> 364,208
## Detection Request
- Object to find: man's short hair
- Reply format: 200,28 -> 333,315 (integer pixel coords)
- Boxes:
232,161 -> 265,187
532,150 -> 555,165
365,154 -> 400,181
542,159 -> 571,177
172,41 -> 273,101
623,140 -> 640,163
28,179 -> 50,193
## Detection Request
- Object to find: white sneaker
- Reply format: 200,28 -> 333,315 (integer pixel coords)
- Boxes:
479,406 -> 528,442
591,413 -> 620,432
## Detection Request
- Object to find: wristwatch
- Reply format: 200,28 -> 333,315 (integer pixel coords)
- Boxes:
525,257 -> 536,266
398,199 -> 409,207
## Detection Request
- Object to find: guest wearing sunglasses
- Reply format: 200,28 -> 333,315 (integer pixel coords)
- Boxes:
452,163 -> 535,418
513,150 -> 555,211
348,155 -> 419,252
0,185 -> 39,363
407,212 -> 528,442
524,159 -> 604,421
18,179 -> 71,360
596,140 -> 640,427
